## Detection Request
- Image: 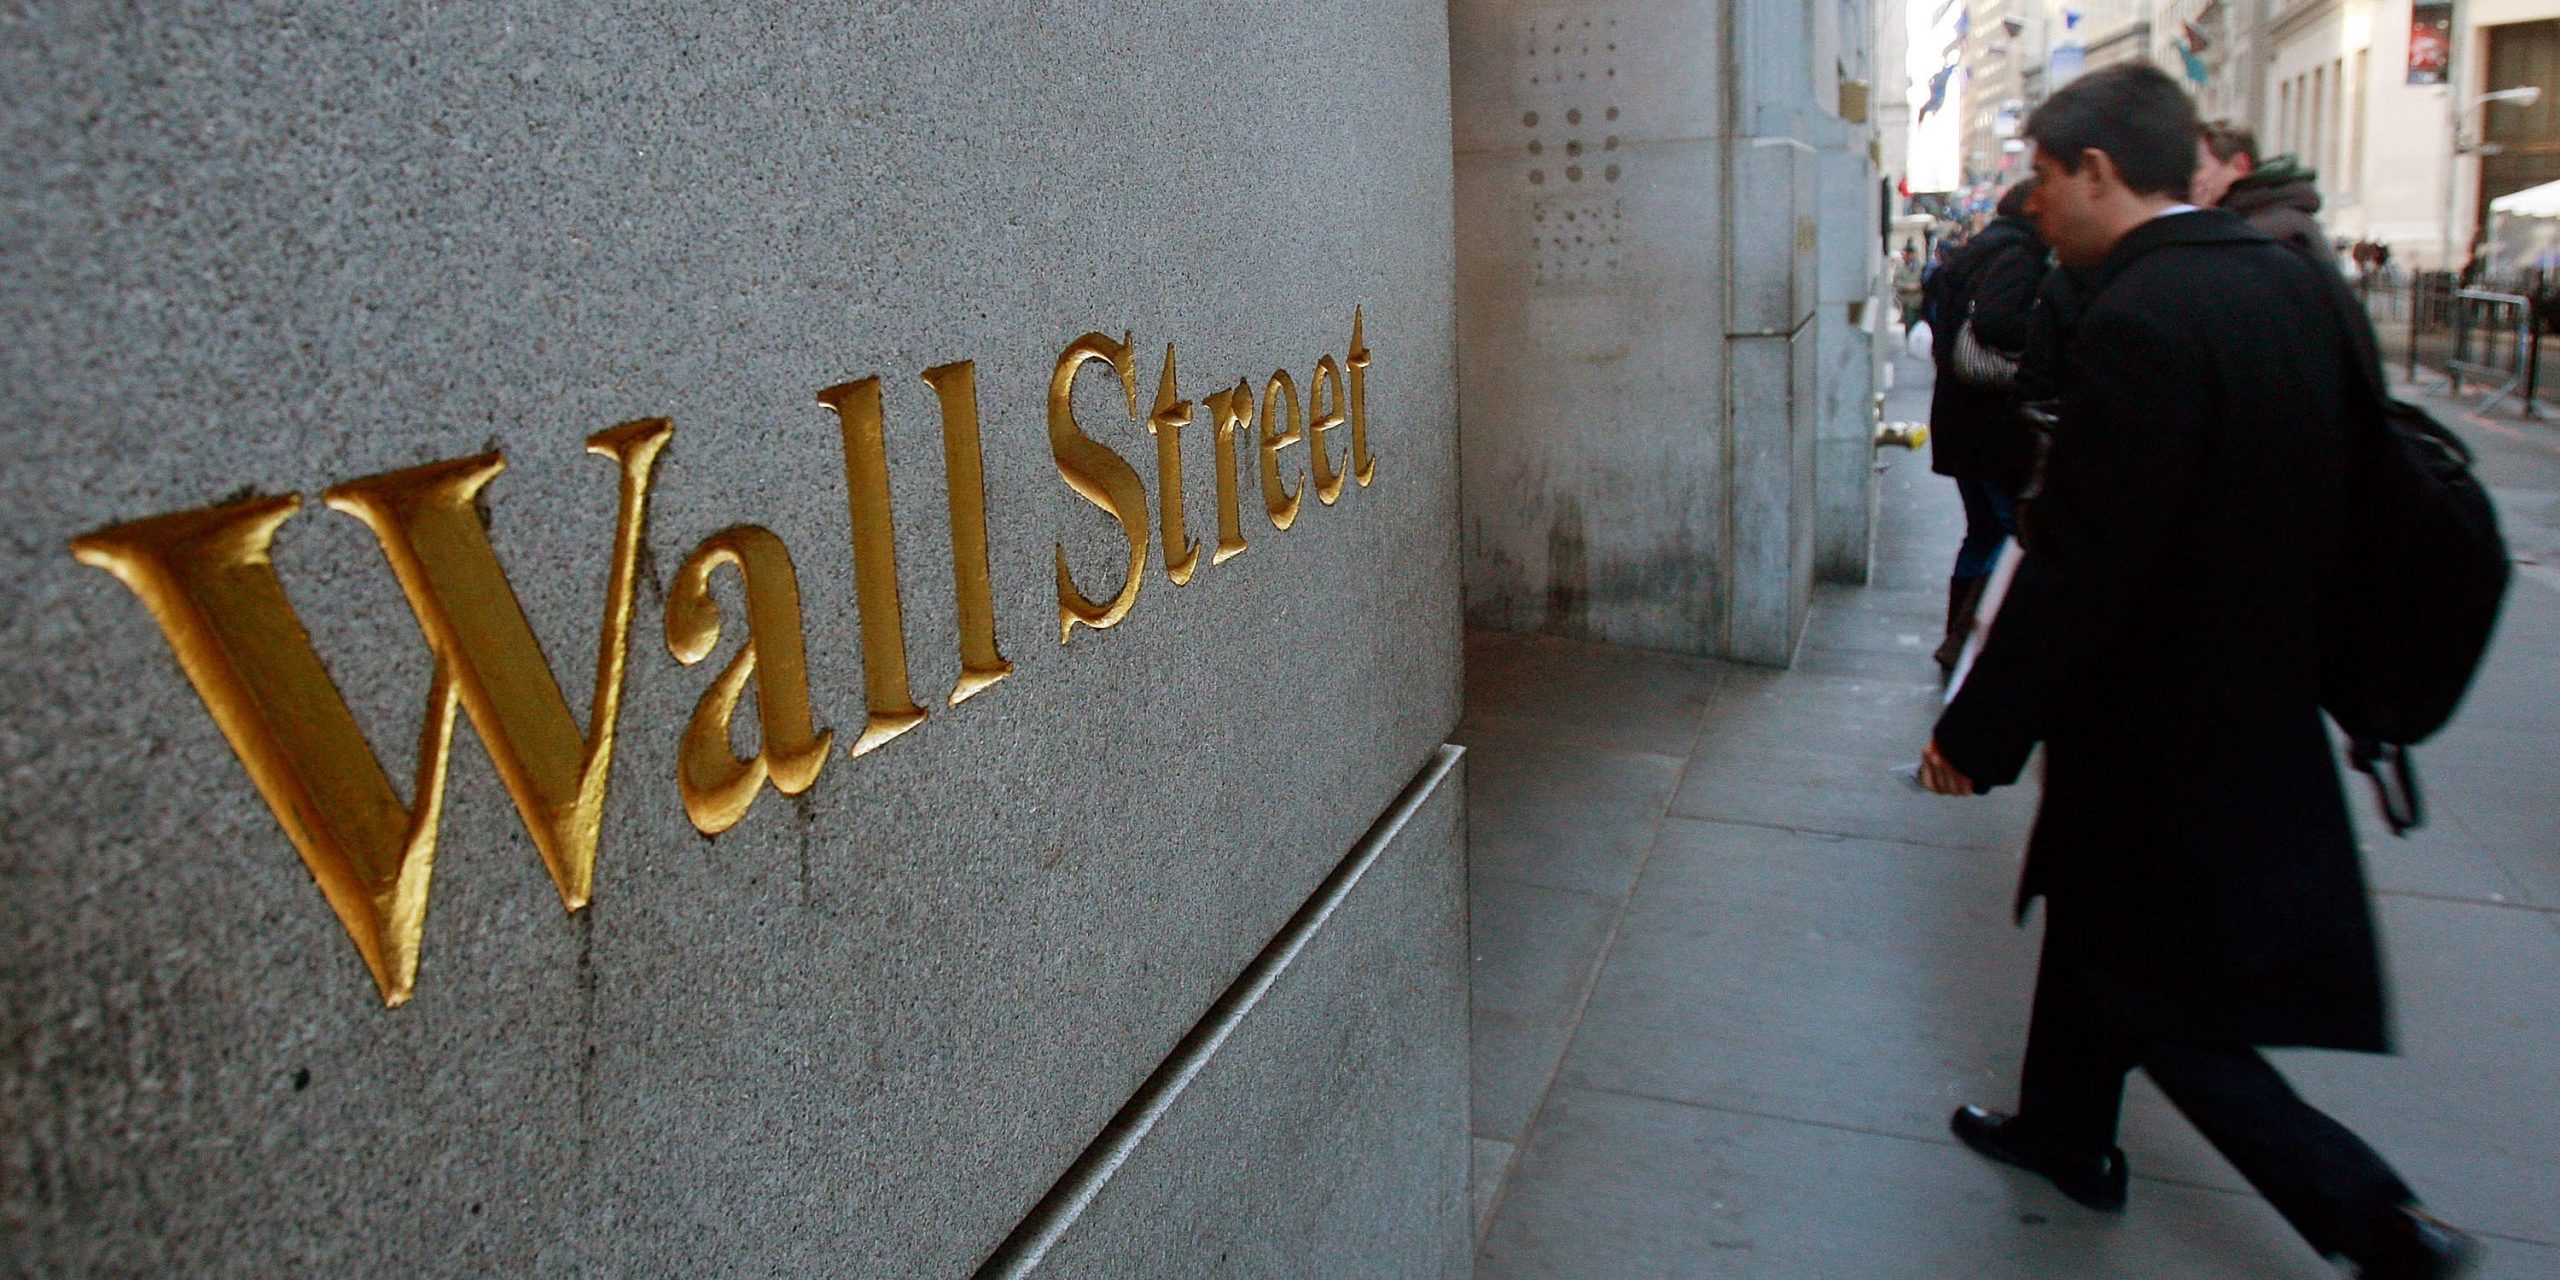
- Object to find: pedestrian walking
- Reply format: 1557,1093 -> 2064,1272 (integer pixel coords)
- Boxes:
1894,244 -> 1927,343
1925,181 -> 2049,675
1915,63 -> 2481,1279
2193,119 -> 2331,263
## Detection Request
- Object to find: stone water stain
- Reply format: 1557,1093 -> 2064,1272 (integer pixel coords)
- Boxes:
1544,493 -> 1588,633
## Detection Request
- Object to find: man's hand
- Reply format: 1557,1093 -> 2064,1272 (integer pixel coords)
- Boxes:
1918,739 -> 1977,796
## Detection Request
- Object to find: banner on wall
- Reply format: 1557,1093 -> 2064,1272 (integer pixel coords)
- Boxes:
2409,3 -> 2451,84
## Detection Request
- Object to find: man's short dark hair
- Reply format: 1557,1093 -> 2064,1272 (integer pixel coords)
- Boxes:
1995,178 -> 2037,219
2200,119 -> 2259,164
2021,63 -> 2200,198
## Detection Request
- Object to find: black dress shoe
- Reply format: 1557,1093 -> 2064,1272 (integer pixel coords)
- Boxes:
2354,1204 -> 2481,1279
1948,1105 -> 2129,1212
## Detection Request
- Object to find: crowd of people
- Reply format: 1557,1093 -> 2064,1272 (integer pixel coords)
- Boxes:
1896,144 -> 2412,333
1900,64 -> 2484,1280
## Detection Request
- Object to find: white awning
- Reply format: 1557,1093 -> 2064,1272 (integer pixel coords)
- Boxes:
2488,178 -> 2560,219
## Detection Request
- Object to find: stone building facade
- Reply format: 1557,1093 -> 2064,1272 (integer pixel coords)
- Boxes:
4,2 -> 1887,1273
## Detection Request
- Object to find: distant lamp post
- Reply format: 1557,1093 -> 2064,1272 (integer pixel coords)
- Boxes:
2444,85 -> 2544,270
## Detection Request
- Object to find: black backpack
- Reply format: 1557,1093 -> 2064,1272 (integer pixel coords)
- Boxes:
2321,300 -> 2512,835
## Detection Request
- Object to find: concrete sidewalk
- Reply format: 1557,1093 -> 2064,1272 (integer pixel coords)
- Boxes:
1461,339 -> 2560,1277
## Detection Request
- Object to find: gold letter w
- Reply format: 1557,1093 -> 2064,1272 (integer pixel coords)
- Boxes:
69,420 -> 672,1007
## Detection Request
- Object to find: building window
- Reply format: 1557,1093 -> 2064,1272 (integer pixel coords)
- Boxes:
2304,72 -> 2324,154
2310,64 -> 2325,177
2304,72 -> 2324,155
2349,48 -> 2368,197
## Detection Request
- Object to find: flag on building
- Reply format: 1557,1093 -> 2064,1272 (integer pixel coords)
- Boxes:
2171,38 -> 2209,86
1918,64 -> 1959,122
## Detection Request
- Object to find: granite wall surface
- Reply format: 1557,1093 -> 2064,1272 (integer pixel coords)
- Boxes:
1452,0 -> 1736,655
1811,6 -> 1884,590
1452,0 -> 1879,662
0,4 -> 1468,1275
988,749 -> 1468,1280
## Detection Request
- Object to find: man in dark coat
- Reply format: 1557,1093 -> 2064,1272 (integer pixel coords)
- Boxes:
1915,64 -> 2479,1279
1926,183 -> 2049,672
2196,119 -> 2330,263
2012,264 -> 2088,410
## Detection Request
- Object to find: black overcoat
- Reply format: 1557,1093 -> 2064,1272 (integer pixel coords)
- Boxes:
1928,215 -> 2048,487
2014,264 -> 2091,408
1932,210 -> 2389,1053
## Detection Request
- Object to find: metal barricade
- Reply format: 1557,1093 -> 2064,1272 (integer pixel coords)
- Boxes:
2367,274 -> 2548,416
2390,272 -> 2462,391
2446,289 -> 2540,418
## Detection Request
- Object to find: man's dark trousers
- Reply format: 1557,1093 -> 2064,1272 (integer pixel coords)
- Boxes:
2016,913 -> 2415,1262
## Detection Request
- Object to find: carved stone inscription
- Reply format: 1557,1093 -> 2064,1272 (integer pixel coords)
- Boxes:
70,310 -> 1382,1007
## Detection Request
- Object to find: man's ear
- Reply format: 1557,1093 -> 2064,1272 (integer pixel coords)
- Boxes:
2080,147 -> 2120,192
2232,153 -> 2256,178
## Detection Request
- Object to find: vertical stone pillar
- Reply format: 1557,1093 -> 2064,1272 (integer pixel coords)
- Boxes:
1720,130 -> 1818,664
1721,0 -> 1831,663
1454,0 -> 1874,664
1815,10 -> 1885,588
1453,2 -> 1733,654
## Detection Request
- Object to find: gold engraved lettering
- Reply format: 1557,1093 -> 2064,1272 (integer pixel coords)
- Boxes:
665,526 -> 832,835
323,421 -> 668,916
70,420 -> 672,1006
1205,380 -> 1253,566
920,360 -> 1015,705
1049,331 -> 1149,642
1259,368 -> 1305,531
1308,355 -> 1348,507
1347,307 -> 1377,487
817,378 -> 930,756
1147,344 -> 1202,586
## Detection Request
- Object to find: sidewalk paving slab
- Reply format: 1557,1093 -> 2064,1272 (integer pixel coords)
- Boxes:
1470,874 -> 1621,1146
1550,819 -> 2039,1144
1479,1084 -> 2390,1280
1455,725 -> 1688,901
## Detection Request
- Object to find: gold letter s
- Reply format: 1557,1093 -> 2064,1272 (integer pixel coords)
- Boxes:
1050,331 -> 1150,642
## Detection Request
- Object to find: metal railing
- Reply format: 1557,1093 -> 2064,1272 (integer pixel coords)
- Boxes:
2446,288 -> 2539,416
2366,271 -> 2548,417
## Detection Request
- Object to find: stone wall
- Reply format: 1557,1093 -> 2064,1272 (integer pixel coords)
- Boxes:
1453,0 -> 1878,663
0,4 -> 1469,1275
